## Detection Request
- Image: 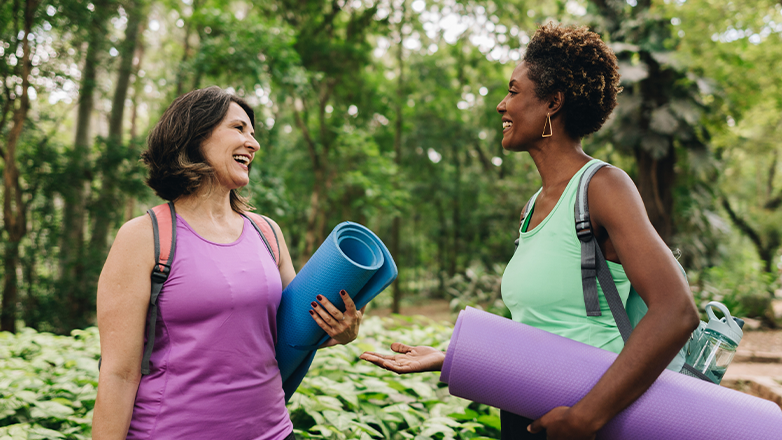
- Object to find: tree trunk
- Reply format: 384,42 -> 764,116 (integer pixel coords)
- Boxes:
390,12 -> 405,314
450,144 -> 461,276
59,2 -> 108,331
634,146 -> 676,244
1,0 -> 37,333
303,165 -> 326,262
125,23 -> 146,222
2,242 -> 21,332
90,0 -> 144,257
294,96 -> 332,265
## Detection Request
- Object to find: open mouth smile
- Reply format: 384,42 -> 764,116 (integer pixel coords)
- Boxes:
233,155 -> 251,166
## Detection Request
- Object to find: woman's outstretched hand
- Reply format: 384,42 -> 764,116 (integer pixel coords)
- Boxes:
360,343 -> 446,374
310,290 -> 364,347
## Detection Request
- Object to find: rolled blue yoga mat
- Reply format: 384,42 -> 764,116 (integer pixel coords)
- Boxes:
276,222 -> 397,401
442,307 -> 782,439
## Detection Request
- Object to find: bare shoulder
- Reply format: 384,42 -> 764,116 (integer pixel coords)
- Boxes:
114,215 -> 154,253
587,165 -> 649,227
103,215 -> 155,273
589,165 -> 638,198
97,215 -> 156,315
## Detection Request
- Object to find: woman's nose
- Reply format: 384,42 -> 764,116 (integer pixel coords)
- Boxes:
496,97 -> 506,113
247,136 -> 261,152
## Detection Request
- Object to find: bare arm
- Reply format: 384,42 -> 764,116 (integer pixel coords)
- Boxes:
92,216 -> 155,439
531,166 -> 700,438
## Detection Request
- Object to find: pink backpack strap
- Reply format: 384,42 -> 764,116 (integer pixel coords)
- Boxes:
243,212 -> 280,268
142,202 -> 177,375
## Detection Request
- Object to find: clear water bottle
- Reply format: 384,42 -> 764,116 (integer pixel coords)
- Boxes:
686,301 -> 744,384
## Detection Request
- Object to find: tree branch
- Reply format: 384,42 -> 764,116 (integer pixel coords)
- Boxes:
767,150 -> 778,200
318,79 -> 336,154
722,196 -> 765,255
291,96 -> 319,168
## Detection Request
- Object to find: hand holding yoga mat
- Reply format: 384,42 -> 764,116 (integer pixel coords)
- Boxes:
442,307 -> 782,440
276,222 -> 397,401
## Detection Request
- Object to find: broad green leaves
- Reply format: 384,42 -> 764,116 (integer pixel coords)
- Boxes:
290,316 -> 502,439
0,318 -> 502,439
0,328 -> 99,439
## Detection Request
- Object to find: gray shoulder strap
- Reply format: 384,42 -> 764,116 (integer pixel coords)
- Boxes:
575,160 -> 633,342
575,161 -> 608,318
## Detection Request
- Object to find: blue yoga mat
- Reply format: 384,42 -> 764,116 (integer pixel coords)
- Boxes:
276,222 -> 397,401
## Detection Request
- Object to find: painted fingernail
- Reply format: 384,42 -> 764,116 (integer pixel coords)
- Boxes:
311,301 -> 318,308
309,310 -> 314,315
316,295 -> 323,301
340,290 -> 347,296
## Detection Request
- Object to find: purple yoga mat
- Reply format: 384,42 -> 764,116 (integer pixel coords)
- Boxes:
441,307 -> 782,439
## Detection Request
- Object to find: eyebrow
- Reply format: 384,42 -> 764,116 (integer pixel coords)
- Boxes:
508,79 -> 517,87
228,119 -> 255,136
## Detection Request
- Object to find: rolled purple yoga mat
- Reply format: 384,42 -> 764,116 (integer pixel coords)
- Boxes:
441,307 -> 782,439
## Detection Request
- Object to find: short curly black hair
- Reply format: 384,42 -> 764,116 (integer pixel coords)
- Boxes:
141,86 -> 255,212
523,23 -> 622,139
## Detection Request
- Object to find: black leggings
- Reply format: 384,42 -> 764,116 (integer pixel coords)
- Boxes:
284,431 -> 296,440
500,411 -> 547,439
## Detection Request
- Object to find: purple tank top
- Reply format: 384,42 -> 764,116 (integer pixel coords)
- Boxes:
128,215 -> 292,439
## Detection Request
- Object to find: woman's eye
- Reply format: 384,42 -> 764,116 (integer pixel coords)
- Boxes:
235,126 -> 243,131
508,90 -> 517,95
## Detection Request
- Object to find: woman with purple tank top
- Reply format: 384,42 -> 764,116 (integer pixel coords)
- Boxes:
92,87 -> 362,439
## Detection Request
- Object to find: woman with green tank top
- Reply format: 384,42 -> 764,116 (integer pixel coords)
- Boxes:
361,23 -> 699,440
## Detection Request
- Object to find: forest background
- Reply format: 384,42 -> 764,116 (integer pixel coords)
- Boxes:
2,0 -> 782,437
4,0 -> 782,333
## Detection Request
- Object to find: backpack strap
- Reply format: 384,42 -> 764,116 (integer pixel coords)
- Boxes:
574,161 -> 633,342
514,195 -> 536,250
142,202 -> 176,375
243,212 -> 280,267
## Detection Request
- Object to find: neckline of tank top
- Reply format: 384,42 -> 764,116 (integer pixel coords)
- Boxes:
521,159 -> 601,237
175,213 -> 250,247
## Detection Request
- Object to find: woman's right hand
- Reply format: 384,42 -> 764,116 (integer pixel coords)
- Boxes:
360,343 -> 445,374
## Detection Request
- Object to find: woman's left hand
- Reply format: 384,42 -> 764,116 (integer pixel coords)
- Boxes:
309,290 -> 364,347
527,406 -> 597,440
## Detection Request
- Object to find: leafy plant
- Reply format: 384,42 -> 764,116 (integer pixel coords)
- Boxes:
690,241 -> 778,320
444,262 -> 511,319
0,327 -> 99,439
0,317 -> 502,439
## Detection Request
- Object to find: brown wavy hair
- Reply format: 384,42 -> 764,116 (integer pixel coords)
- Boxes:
523,23 -> 622,139
141,87 -> 255,213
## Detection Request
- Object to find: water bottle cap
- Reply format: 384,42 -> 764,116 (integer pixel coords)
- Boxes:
705,301 -> 743,345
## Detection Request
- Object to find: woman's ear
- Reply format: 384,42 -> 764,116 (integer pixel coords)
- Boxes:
548,91 -> 565,116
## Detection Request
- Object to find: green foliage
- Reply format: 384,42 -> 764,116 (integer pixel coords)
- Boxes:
0,318 -> 502,439
0,328 -> 99,439
691,237 -> 778,319
2,0 -> 782,334
291,317 -> 501,439
443,261 -> 510,319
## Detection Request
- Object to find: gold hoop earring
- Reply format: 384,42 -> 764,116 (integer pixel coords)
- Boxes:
542,113 -> 553,138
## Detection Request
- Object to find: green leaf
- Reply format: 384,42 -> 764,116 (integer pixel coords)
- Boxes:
476,414 -> 502,431
30,400 -> 75,419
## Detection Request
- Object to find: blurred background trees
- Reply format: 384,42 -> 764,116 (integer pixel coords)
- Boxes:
2,0 -> 782,334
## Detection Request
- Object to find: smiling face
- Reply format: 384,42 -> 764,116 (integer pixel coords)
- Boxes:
496,62 -> 551,152
201,102 -> 260,190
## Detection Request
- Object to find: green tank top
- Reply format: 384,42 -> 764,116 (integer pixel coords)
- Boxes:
501,159 -> 631,354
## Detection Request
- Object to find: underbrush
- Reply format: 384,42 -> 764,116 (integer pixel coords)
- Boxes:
0,317 -> 499,439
